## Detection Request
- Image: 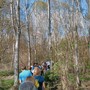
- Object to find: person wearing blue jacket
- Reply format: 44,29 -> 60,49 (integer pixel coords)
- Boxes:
19,66 -> 33,83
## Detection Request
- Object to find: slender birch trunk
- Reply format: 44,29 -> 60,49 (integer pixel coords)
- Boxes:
88,28 -> 90,60
61,65 -> 68,90
10,0 -> 14,69
87,0 -> 90,19
25,0 -> 31,68
87,0 -> 90,61
73,26 -> 80,89
34,2 -> 37,63
61,29 -> 69,90
13,0 -> 21,89
71,0 -> 80,88
48,0 -> 52,70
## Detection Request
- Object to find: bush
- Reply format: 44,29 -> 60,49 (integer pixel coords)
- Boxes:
44,71 -> 59,84
0,70 -> 14,76
68,73 -> 76,84
1,79 -> 14,90
44,70 -> 60,89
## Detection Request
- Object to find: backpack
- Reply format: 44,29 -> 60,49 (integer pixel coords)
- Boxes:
35,80 -> 43,90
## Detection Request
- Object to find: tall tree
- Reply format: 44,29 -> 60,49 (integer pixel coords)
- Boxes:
48,0 -> 52,70
87,0 -> 90,19
24,0 -> 31,68
10,0 -> 15,69
13,0 -> 21,89
87,0 -> 90,60
73,26 -> 80,88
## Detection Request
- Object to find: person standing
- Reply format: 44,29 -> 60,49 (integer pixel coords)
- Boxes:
33,67 -> 45,90
19,66 -> 32,83
19,76 -> 37,90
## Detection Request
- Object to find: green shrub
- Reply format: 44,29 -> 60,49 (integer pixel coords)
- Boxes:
44,70 -> 60,89
68,73 -> 76,83
0,87 -> 4,90
80,75 -> 90,82
86,64 -> 90,69
44,71 -> 59,83
1,79 -> 14,90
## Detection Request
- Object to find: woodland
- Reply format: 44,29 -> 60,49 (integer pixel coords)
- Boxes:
0,0 -> 90,90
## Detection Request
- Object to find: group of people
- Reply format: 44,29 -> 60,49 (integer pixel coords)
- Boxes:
19,62 -> 50,90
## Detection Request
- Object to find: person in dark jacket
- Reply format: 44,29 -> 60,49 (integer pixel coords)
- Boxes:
33,67 -> 45,90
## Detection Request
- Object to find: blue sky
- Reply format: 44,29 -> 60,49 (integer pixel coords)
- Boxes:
20,0 -> 89,37
80,0 -> 88,17
20,0 -> 88,20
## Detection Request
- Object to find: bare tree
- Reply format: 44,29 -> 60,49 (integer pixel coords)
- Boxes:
10,0 -> 15,69
13,0 -> 21,89
87,0 -> 90,60
48,0 -> 52,70
73,26 -> 81,88
87,0 -> 90,19
24,0 -> 31,68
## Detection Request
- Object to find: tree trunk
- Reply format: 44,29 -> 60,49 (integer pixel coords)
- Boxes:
87,0 -> 90,19
13,0 -> 21,89
61,65 -> 68,90
13,33 -> 20,89
34,2 -> 37,63
87,0 -> 90,67
73,26 -> 80,89
48,0 -> 52,70
10,0 -> 14,69
88,28 -> 90,61
25,0 -> 31,68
